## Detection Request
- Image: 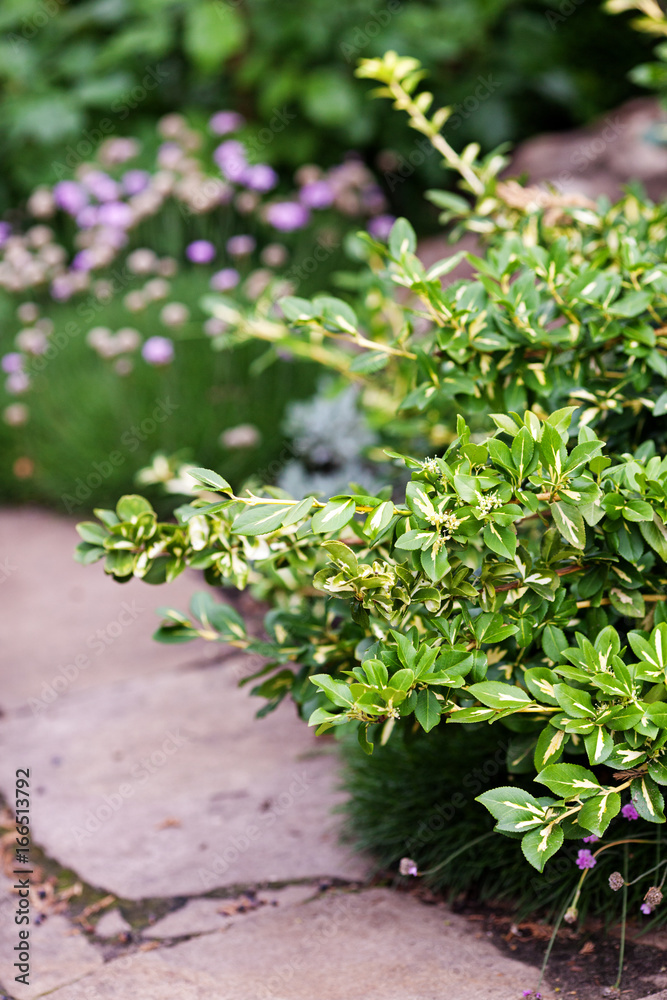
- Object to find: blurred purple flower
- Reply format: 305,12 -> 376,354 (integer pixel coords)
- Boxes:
0,222 -> 10,247
98,201 -> 133,229
226,235 -> 256,256
582,835 -> 599,844
141,336 -> 174,365
97,226 -> 128,249
641,902 -> 652,915
2,353 -> 23,374
82,171 -> 120,202
575,849 -> 597,870
367,214 -> 396,240
76,206 -> 99,229
266,201 -> 310,232
71,250 -> 94,272
214,140 -> 247,182
362,185 -> 387,214
210,111 -> 245,135
53,181 -> 88,216
210,268 -> 240,291
622,803 -> 639,821
6,371 -> 30,394
122,170 -> 151,196
50,275 -> 74,301
242,164 -> 278,192
299,180 -> 334,209
186,240 -> 216,264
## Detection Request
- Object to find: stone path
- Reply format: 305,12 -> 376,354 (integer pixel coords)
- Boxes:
0,507 -> 562,999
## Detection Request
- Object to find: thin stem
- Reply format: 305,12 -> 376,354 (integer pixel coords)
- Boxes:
537,896 -> 569,992
615,844 -> 629,991
576,594 -> 667,609
387,82 -> 485,196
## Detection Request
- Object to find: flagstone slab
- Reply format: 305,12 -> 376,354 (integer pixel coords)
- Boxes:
47,888 -> 554,1000
0,664 -> 366,900
0,507 -> 224,715
0,873 -> 102,1000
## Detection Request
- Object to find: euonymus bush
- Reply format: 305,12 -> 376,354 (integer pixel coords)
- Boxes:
78,49 -> 667,894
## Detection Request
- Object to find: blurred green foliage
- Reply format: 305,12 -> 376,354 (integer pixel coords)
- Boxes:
0,0 -> 650,212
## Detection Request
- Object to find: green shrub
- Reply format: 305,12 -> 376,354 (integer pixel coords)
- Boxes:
79,42 -> 667,923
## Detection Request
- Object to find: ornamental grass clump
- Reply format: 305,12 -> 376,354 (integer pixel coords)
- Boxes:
79,31 -> 667,925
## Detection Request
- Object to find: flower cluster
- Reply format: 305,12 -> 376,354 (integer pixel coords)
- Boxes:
0,110 -> 392,439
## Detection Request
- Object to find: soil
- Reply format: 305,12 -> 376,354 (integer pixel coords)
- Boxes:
402,879 -> 667,1000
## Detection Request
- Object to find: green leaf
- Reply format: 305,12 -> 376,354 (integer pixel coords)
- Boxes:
364,500 -> 395,539
631,775 -> 665,822
447,706 -> 496,723
415,689 -> 442,732
76,521 -> 109,545
116,495 -> 153,522
467,681 -> 532,710
554,684 -> 595,718
483,522 -> 517,559
578,791 -> 621,836
322,540 -> 359,576
311,499 -> 356,533
233,503 -> 292,536
184,3 -> 246,73
281,496 -> 316,526
608,588 -> 645,619
524,668 -> 560,706
584,727 -> 614,765
534,724 -> 567,769
388,217 -> 417,257
552,502 -> 586,549
511,427 -> 534,478
536,763 -> 600,799
477,786 -> 546,832
542,625 -> 568,663
309,673 -> 354,708
187,468 -> 232,493
521,823 -> 564,872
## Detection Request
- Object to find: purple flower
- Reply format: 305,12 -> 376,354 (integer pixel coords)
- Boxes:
299,180 -> 334,209
82,171 -> 119,202
214,140 -> 247,182
53,180 -> 88,216
2,353 -> 23,374
0,221 -> 10,247
622,803 -> 639,821
362,185 -> 387,214
210,268 -> 240,291
97,226 -> 128,249
76,206 -> 99,229
242,164 -> 278,192
6,371 -> 30,394
226,235 -> 256,256
186,240 -> 216,264
575,849 -> 597,870
265,201 -> 310,232
210,111 -> 245,135
50,275 -> 74,301
641,902 -> 652,915
71,250 -> 95,272
399,857 -> 418,877
97,201 -> 133,229
582,834 -> 599,844
122,170 -> 151,196
141,336 -> 174,366
367,214 -> 396,241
